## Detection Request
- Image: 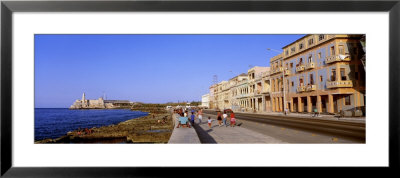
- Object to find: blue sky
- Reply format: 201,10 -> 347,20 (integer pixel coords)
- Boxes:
35,34 -> 305,108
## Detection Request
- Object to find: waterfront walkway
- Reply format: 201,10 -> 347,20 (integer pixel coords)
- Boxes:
168,114 -> 201,144
192,116 -> 286,143
168,112 -> 286,144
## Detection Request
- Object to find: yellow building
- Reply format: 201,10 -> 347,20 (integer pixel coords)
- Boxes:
270,34 -> 366,116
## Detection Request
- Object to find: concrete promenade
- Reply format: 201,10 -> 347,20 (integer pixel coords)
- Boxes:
168,112 -> 286,144
192,114 -> 286,144
168,114 -> 201,144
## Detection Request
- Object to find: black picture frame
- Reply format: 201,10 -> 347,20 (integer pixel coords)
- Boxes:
1,0 -> 399,177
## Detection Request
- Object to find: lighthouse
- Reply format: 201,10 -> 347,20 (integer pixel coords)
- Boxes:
81,92 -> 88,107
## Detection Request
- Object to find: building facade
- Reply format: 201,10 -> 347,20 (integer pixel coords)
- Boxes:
201,94 -> 210,108
206,34 -> 365,116
271,34 -> 365,115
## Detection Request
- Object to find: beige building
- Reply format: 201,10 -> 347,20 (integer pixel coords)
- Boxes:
270,34 -> 365,116
246,66 -> 270,112
206,34 -> 365,117
201,94 -> 210,108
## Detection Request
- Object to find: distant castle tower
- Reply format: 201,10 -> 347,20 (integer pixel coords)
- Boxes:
81,92 -> 88,107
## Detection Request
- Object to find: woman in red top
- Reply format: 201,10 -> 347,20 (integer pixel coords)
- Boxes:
230,112 -> 236,127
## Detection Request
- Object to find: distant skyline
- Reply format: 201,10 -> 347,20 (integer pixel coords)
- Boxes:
35,34 -> 305,108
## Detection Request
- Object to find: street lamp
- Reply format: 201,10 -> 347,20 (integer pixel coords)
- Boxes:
267,48 -> 287,114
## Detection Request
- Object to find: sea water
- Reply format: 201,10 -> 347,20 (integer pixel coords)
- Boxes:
34,108 -> 148,141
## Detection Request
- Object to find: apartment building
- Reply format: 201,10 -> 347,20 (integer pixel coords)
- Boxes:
247,66 -> 270,112
271,34 -> 365,115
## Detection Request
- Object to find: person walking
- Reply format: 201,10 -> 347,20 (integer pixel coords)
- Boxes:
190,113 -> 195,125
217,111 -> 222,127
198,109 -> 203,124
230,112 -> 236,127
223,111 -> 228,127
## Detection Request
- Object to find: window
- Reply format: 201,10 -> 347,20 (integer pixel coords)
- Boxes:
290,63 -> 293,68
299,43 -> 304,50
308,38 -> 314,45
299,58 -> 303,64
330,46 -> 335,56
339,45 -> 345,55
291,82 -> 294,86
319,35 -> 325,41
340,68 -> 347,80
285,50 -> 289,55
291,47 -> 296,53
331,69 -> 336,81
345,95 -> 351,105
320,76 -> 323,82
310,74 -> 314,85
318,52 -> 321,59
308,55 -> 313,63
299,78 -> 304,86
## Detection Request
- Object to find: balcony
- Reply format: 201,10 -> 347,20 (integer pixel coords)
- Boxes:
297,86 -> 305,92
326,80 -> 353,89
325,55 -> 351,64
273,67 -> 283,74
296,65 -> 305,72
305,62 -> 315,70
305,84 -> 317,92
261,88 -> 270,94
284,69 -> 291,76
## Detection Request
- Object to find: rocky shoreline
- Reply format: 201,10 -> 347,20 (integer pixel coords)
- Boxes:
35,105 -> 174,144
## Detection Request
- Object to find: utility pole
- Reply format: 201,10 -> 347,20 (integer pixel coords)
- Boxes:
282,58 -> 287,114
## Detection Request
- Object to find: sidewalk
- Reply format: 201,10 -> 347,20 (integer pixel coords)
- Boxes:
192,115 -> 286,144
168,114 -> 201,144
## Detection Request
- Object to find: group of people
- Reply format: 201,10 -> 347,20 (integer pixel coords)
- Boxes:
175,108 -> 237,129
176,108 -> 203,128
215,111 -> 236,128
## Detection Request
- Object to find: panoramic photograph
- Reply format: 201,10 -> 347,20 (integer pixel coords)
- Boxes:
34,34 -> 366,144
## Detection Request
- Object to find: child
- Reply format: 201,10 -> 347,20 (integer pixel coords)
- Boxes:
207,116 -> 212,128
230,112 -> 236,127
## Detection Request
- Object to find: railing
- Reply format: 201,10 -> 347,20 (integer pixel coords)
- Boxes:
261,88 -> 270,94
272,67 -> 283,74
305,62 -> 315,70
305,85 -> 317,91
296,65 -> 305,72
284,69 -> 291,76
297,86 -> 305,92
325,55 -> 351,64
326,80 -> 353,89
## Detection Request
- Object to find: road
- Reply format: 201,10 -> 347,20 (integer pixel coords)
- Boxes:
201,112 -> 365,143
